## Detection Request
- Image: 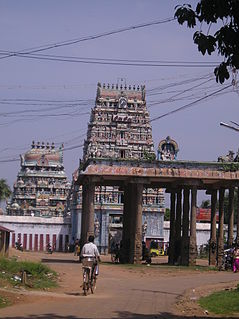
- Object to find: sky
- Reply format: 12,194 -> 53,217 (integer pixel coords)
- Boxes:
0,0 -> 238,207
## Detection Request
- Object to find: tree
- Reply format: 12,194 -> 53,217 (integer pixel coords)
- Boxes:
164,208 -> 170,221
175,1 -> 239,83
0,179 -> 11,202
222,188 -> 238,224
200,199 -> 211,209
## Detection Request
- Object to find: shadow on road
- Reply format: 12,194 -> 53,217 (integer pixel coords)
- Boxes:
41,258 -> 79,264
131,288 -> 181,296
0,312 -> 236,319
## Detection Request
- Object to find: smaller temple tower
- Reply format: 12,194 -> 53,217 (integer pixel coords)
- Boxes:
7,141 -> 70,217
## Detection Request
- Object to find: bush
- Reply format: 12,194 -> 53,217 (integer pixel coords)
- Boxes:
0,257 -> 57,289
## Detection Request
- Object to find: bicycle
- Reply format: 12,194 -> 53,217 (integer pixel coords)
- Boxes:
111,245 -> 120,263
82,256 -> 97,296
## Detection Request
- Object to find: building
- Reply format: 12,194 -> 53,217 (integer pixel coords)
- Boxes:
70,83 -> 165,253
0,225 -> 12,257
5,142 -> 71,251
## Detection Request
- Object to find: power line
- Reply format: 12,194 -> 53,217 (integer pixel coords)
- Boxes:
0,17 -> 175,60
150,84 -> 233,122
0,50 -> 219,67
148,77 -> 214,108
10,52 -> 218,68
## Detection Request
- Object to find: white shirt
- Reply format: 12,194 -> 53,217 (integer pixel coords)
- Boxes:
81,242 -> 100,258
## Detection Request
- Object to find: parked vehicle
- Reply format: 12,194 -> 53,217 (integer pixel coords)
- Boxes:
221,248 -> 234,271
149,240 -> 168,257
46,243 -> 53,254
15,242 -> 23,251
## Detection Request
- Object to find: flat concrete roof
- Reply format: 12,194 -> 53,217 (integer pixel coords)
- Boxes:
77,158 -> 239,190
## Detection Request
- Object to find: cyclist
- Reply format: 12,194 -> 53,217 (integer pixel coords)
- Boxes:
80,235 -> 101,275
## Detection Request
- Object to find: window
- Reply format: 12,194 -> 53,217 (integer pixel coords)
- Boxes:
120,150 -> 125,158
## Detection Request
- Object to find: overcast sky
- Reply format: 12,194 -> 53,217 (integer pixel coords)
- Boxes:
0,1 -> 238,206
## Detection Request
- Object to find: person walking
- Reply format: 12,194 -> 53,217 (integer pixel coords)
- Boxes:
233,245 -> 239,273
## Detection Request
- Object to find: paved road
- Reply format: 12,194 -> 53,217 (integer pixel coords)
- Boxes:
0,253 -> 238,319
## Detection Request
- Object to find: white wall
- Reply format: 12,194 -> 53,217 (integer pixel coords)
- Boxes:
0,215 -> 71,251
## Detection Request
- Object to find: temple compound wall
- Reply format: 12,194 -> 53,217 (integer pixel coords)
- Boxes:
0,215 -> 71,251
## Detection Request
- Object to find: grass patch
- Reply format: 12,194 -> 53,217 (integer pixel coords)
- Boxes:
199,288 -> 239,315
0,296 -> 11,308
0,257 -> 58,289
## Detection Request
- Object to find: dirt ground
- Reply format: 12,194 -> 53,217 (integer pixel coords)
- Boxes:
0,249 -> 238,319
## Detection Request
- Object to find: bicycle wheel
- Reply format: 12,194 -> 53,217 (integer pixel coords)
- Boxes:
83,269 -> 90,296
111,253 -> 116,263
90,274 -> 96,294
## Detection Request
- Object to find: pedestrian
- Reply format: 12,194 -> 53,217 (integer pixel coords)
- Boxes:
233,245 -> 239,273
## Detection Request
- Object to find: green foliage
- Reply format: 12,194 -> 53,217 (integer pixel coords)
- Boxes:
0,257 -> 57,289
164,208 -> 170,221
222,188 -> 238,224
221,162 -> 239,172
175,4 -> 196,27
193,32 -> 216,55
143,151 -> 156,161
0,179 -> 11,202
200,199 -> 210,209
0,296 -> 11,308
199,289 -> 239,315
175,1 -> 239,83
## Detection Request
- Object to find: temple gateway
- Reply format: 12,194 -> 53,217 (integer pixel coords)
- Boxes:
73,83 -> 239,266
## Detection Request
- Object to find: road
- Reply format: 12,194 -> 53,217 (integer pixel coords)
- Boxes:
0,252 -> 238,319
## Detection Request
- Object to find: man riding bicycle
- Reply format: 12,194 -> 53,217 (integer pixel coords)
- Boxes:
80,235 -> 101,275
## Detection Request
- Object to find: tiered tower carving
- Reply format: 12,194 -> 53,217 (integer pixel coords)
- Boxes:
83,82 -> 155,162
70,83 -> 165,251
7,142 -> 70,217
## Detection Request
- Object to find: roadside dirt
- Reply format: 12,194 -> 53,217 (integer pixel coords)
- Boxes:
175,281 -> 239,318
0,249 -> 238,318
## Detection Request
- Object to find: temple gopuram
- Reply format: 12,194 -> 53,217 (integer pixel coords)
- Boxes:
69,83 -> 165,253
7,141 -> 70,217
4,142 -> 71,251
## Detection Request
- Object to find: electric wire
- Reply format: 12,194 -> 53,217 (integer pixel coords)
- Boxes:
9,52 -> 218,67
0,17 -> 175,60
150,84 -> 233,122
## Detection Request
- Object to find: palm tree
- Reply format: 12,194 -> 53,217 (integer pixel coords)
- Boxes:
0,179 -> 11,202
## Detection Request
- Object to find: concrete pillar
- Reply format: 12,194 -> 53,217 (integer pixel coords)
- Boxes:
80,180 -> 95,248
227,187 -> 234,247
168,192 -> 176,265
121,183 -> 132,263
237,188 -> 239,245
209,190 -> 217,266
181,188 -> 190,266
129,183 -> 143,264
175,189 -> 182,264
189,186 -> 197,266
217,188 -> 225,268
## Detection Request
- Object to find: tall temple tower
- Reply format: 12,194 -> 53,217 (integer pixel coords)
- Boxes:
70,83 -> 165,253
7,141 -> 70,217
83,82 -> 155,162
